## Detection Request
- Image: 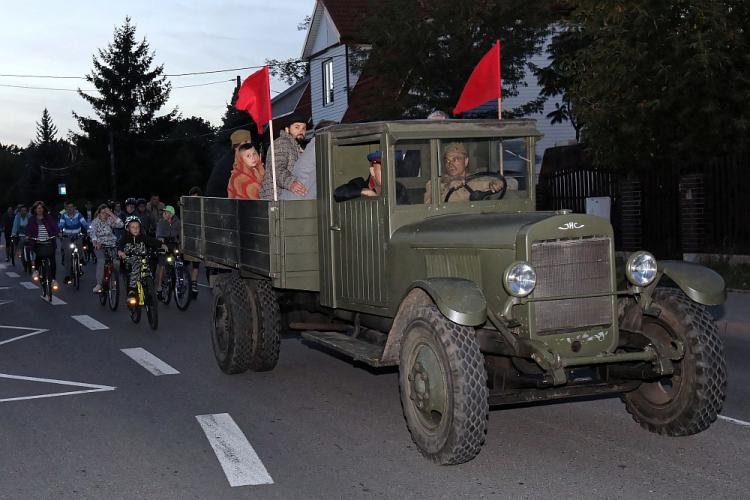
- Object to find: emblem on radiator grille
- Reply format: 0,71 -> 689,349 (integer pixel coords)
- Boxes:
558,221 -> 585,230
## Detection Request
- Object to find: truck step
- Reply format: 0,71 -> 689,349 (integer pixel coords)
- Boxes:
301,331 -> 390,367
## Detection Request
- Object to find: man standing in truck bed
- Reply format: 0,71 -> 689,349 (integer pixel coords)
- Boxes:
260,113 -> 308,200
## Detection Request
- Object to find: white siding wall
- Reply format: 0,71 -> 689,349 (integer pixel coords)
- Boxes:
309,8 -> 340,55
310,44 -> 352,124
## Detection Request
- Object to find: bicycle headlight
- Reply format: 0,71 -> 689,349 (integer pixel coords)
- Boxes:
626,251 -> 658,287
503,261 -> 537,297
70,243 -> 76,249
167,256 -> 173,263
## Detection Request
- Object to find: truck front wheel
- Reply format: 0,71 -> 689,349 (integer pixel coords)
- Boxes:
622,288 -> 727,435
399,305 -> 489,465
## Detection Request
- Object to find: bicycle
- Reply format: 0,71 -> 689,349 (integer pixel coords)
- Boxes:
126,252 -> 159,330
65,235 -> 83,291
16,235 -> 33,274
29,237 -> 59,302
82,233 -> 97,265
158,248 -> 192,311
98,246 -> 119,311
6,235 -> 15,266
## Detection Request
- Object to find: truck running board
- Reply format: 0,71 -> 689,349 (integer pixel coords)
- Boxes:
301,331 -> 389,367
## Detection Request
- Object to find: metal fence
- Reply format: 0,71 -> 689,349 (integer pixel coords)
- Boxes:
537,146 -> 750,258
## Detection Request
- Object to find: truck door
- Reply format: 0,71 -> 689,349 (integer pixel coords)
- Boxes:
321,136 -> 389,312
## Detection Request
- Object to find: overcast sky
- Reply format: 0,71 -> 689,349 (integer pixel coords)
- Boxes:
0,0 -> 314,146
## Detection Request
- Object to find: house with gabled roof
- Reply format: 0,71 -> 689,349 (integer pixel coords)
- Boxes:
300,0 -> 371,125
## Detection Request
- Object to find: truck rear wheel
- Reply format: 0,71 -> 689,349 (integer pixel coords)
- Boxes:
246,279 -> 281,372
210,275 -> 280,374
622,288 -> 727,436
211,274 -> 252,374
398,305 -> 488,465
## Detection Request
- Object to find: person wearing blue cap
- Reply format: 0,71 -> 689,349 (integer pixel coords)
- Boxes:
334,150 -> 410,204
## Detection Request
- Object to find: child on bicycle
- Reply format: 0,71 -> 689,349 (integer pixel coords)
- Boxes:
88,203 -> 124,293
117,216 -> 167,301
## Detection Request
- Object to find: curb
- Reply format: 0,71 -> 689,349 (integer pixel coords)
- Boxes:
717,320 -> 750,335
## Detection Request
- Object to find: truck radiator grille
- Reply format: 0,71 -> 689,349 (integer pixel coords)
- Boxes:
531,237 -> 613,334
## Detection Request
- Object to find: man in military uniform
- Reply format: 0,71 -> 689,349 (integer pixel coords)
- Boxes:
424,142 -> 505,203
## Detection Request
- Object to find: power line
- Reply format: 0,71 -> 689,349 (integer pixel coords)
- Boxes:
0,79 -> 236,94
0,52 -> 355,81
0,83 -> 96,93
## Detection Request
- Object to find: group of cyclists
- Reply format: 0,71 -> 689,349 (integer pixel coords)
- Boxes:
0,193 -> 201,315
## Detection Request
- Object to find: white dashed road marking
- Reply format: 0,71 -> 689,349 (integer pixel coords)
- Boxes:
196,413 -> 274,487
0,373 -> 116,403
5,272 -> 20,278
20,282 -> 37,289
71,315 -> 109,331
719,415 -> 750,428
39,295 -> 66,305
121,348 -> 180,376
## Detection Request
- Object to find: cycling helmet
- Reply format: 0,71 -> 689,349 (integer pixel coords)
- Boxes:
124,215 -> 141,228
125,197 -> 137,206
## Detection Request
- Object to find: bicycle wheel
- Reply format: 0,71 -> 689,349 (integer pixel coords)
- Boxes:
43,259 -> 52,303
73,252 -> 81,290
98,280 -> 107,306
174,265 -> 192,311
108,268 -> 119,311
9,240 -> 14,266
159,271 -> 172,306
144,278 -> 159,330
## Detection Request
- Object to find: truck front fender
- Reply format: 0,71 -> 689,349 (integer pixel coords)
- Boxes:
407,278 -> 487,326
659,260 -> 726,306
381,279 -> 487,365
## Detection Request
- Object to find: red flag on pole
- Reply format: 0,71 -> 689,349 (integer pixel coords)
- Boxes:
453,40 -> 501,116
235,66 -> 272,134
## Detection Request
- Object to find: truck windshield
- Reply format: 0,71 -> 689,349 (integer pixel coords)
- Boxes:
428,138 -> 530,204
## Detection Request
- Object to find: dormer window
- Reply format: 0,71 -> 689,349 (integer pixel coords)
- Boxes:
323,58 -> 334,106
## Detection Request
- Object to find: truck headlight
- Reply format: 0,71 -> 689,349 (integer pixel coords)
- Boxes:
626,251 -> 657,287
503,262 -> 537,297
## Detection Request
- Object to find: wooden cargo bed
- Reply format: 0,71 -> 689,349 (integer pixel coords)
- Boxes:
181,196 -> 320,292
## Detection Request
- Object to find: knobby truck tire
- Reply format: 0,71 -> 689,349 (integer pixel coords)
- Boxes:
622,287 -> 726,436
399,305 -> 488,465
246,279 -> 281,372
211,274 -> 253,374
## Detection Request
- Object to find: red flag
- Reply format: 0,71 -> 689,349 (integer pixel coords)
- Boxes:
453,40 -> 501,115
235,66 -> 272,134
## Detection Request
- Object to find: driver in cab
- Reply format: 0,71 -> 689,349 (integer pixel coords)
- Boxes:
424,143 -> 505,203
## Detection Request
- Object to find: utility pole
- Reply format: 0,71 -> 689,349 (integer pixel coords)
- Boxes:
108,130 -> 117,200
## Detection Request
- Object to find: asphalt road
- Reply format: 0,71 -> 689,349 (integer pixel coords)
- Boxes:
1,256 -> 749,499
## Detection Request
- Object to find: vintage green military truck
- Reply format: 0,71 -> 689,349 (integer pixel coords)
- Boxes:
181,119 -> 727,465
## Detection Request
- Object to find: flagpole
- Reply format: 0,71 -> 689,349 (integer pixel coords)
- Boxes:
268,119 -> 278,202
496,40 -> 502,121
497,40 -> 503,175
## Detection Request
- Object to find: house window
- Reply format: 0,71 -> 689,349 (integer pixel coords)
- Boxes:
322,58 -> 334,106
